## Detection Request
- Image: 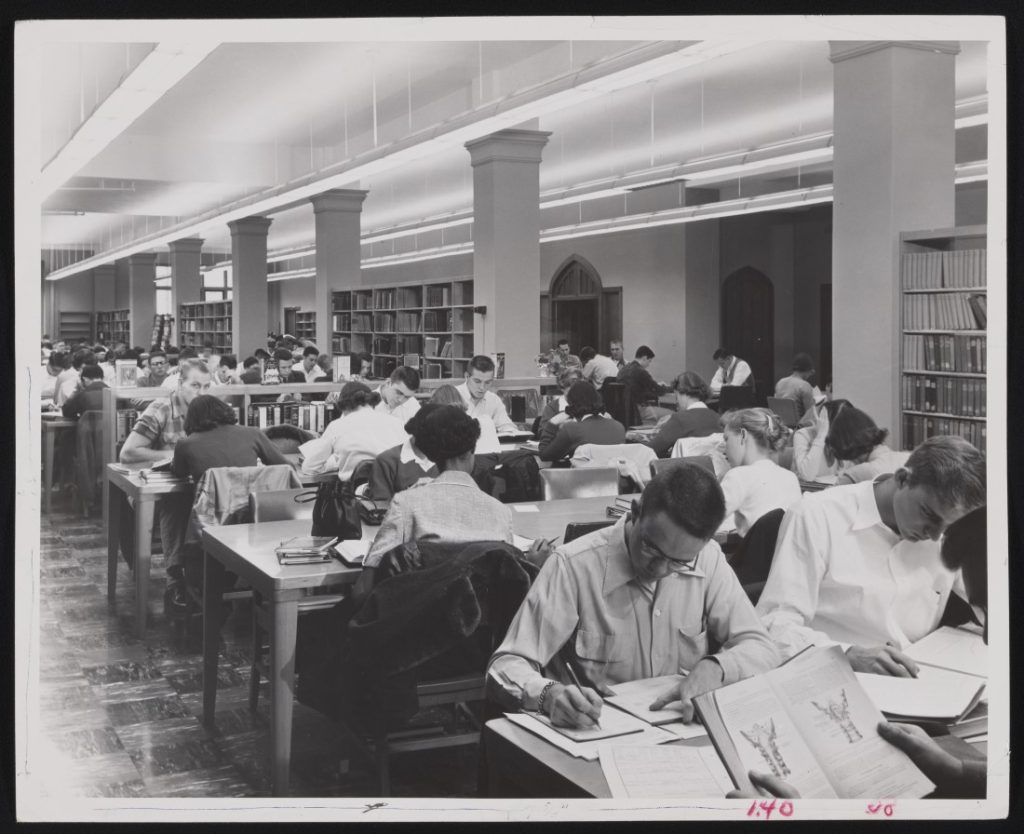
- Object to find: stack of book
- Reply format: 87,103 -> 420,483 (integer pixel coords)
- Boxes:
275,535 -> 339,565
606,496 -> 633,519
139,458 -> 179,483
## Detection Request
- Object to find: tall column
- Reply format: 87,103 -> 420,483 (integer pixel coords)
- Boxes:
228,216 -> 272,358
310,189 -> 368,352
830,41 -> 958,429
127,253 -> 157,348
169,238 -> 204,325
93,264 -> 116,313
465,128 -> 550,377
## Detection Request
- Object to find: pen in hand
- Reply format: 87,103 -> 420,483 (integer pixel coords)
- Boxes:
565,663 -> 602,730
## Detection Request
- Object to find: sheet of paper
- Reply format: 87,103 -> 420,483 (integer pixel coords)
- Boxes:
529,701 -> 649,742
814,474 -> 839,485
504,713 -> 676,761
511,534 -> 535,551
332,538 -> 369,565
855,665 -> 985,720
511,504 -> 540,513
606,674 -> 689,725
905,626 -> 987,678
600,744 -> 733,799
659,720 -> 709,740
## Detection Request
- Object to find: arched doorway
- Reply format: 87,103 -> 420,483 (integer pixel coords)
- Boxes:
721,267 -> 774,400
540,256 -> 621,355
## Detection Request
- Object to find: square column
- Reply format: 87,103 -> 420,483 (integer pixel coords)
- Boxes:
466,129 -> 551,377
310,189 -> 368,352
93,264 -> 116,313
228,216 -> 272,358
169,238 -> 204,324
830,40 -> 958,429
127,253 -> 157,348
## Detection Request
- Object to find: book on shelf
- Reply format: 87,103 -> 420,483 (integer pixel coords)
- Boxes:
423,362 -> 443,379
694,645 -> 935,798
439,340 -> 452,358
333,355 -> 350,382
424,336 -> 440,356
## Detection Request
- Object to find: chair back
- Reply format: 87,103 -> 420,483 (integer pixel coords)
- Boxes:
601,382 -> 638,428
249,488 -> 314,523
563,520 -> 615,544
766,396 -> 801,428
350,458 -> 374,490
540,467 -> 619,500
190,464 -> 302,539
572,443 -> 656,491
74,410 -> 105,514
719,385 -> 756,412
729,507 -> 787,604
649,455 -> 715,479
670,434 -> 731,479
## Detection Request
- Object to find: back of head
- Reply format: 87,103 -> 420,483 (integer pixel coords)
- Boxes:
634,345 -> 655,361
80,364 -> 104,382
184,394 -> 238,435
825,405 -> 887,462
721,407 -> 790,453
429,383 -> 466,409
413,404 -> 480,466
243,356 -> 259,369
556,366 -> 583,390
674,371 -> 710,402
712,348 -> 730,361
642,464 -> 726,540
219,353 -> 238,370
578,346 -> 597,364
337,380 -> 380,413
316,353 -> 332,372
791,353 -> 814,374
905,435 -> 986,514
179,347 -> 199,361
468,354 -> 495,374
391,365 -> 421,391
48,351 -> 68,371
564,380 -> 604,419
821,397 -> 852,423
273,347 -> 293,362
72,348 -> 97,370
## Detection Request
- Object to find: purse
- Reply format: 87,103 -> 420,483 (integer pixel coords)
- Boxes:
299,480 -> 363,540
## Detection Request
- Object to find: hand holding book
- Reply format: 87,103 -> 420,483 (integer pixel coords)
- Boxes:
649,657 -> 725,723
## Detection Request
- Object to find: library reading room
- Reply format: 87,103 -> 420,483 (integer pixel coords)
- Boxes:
16,16 -> 1008,822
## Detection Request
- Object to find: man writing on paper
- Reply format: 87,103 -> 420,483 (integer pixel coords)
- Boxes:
755,435 -> 985,676
488,465 -> 779,728
456,354 -> 517,434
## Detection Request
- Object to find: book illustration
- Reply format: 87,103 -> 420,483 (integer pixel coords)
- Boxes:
811,688 -> 862,743
740,718 -> 791,778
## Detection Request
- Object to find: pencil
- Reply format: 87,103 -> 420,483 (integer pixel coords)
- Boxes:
565,663 -> 602,730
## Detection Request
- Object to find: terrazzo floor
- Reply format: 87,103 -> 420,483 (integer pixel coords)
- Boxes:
31,495 -> 481,799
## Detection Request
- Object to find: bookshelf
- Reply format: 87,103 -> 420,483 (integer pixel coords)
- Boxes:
58,311 -> 93,344
151,314 -> 175,351
178,300 -> 233,350
96,309 -> 130,344
899,226 -> 986,454
331,278 -> 475,379
293,311 -> 317,343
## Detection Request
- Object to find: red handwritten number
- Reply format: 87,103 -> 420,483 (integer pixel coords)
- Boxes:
779,801 -> 794,817
866,801 -> 895,817
747,800 -> 758,817
884,803 -> 894,817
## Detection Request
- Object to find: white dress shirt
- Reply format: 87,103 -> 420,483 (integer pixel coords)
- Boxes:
298,406 -> 407,480
304,365 -> 327,383
374,390 -> 421,425
719,458 -> 802,537
455,382 -> 517,434
474,414 -> 502,454
755,480 -> 957,660
53,368 -> 80,407
581,354 -> 621,387
709,358 -> 752,396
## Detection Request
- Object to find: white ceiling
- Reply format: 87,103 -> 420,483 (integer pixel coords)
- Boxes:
35,35 -> 990,272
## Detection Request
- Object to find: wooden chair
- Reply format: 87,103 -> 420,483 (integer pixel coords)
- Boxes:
649,455 -> 715,479
564,520 -> 615,543
601,382 -> 639,429
728,508 -> 786,605
539,467 -> 619,500
718,384 -> 756,413
248,488 -> 314,522
73,410 -> 105,517
766,396 -> 801,428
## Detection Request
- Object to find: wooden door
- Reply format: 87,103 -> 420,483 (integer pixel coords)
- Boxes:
721,267 -> 774,401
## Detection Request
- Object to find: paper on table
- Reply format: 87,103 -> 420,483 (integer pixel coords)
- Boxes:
529,700 -> 649,742
606,674 -> 690,726
332,538 -> 370,566
855,666 -> 986,720
511,504 -> 540,513
512,534 -> 535,551
600,744 -> 733,799
659,720 -> 709,740
504,712 -> 676,762
905,626 -> 987,678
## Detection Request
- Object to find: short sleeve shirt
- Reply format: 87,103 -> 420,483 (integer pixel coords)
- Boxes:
131,391 -> 189,451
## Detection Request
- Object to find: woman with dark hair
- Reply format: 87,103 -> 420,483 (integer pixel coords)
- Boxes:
170,394 -> 291,482
790,398 -> 852,481
365,404 -> 441,501
538,380 -> 625,462
826,405 -> 909,484
645,371 -> 721,458
298,380 -> 406,480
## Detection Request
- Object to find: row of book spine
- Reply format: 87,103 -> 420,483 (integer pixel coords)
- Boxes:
425,285 -> 451,307
901,249 -> 986,289
901,376 -> 986,417
903,415 -> 986,454
246,401 -> 331,433
902,334 -> 986,373
903,292 -> 986,330
115,409 -> 140,443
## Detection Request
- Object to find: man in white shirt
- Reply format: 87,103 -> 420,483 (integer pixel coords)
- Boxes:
756,435 -> 985,676
455,355 -> 517,434
609,340 -> 625,369
709,348 -> 753,398
374,365 -> 421,424
578,346 -> 621,388
300,345 -> 326,383
53,348 -> 96,407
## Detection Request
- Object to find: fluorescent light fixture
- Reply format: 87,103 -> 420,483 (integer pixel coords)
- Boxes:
266,245 -> 316,264
954,94 -> 988,129
266,267 -> 316,283
362,241 -> 474,269
40,41 -> 219,197
954,160 -> 988,185
363,214 -> 473,245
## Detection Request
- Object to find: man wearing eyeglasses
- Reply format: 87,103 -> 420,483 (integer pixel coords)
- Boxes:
488,465 -> 779,729
139,349 -> 171,387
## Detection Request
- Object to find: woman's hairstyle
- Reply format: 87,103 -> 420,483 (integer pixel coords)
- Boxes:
564,380 -> 605,420
316,353 -> 332,373
674,371 -> 710,402
720,407 -> 790,453
556,367 -> 583,391
184,395 -> 238,435
404,402 -> 443,435
337,386 -> 381,413
578,346 -> 597,363
412,404 -> 480,467
825,405 -> 888,463
820,397 -> 852,423
429,383 -> 468,410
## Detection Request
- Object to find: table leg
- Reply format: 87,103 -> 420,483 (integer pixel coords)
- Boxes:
107,478 -> 121,604
133,500 -> 154,636
270,597 -> 299,796
201,550 -> 226,729
43,428 -> 56,515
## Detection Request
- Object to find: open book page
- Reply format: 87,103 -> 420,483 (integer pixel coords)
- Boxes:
606,674 -> 698,727
855,665 -> 986,721
905,626 -> 987,678
599,744 -> 733,799
332,538 -> 369,566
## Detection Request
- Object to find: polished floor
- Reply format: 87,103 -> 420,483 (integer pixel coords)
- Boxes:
34,494 -> 480,798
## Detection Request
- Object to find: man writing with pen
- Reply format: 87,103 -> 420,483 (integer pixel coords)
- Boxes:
487,465 -> 779,728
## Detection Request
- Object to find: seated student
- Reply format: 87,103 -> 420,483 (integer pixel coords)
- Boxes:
238,356 -> 262,385
790,398 -> 852,482
212,353 -> 240,385
826,405 -> 910,485
616,345 -> 673,425
939,505 -> 987,638
273,347 -> 306,383
537,367 -> 583,436
645,371 -> 720,458
708,348 -> 752,399
315,353 -> 333,382
375,365 -> 421,423
488,464 -> 780,728
38,350 -> 66,402
54,348 -> 96,407
352,351 -> 374,380
299,345 -> 326,382
365,405 -> 441,502
756,435 -> 986,674
298,381 -> 407,480
430,383 -> 501,454
61,363 -> 107,419
139,349 -> 171,387
578,346 -> 620,389
354,405 -> 551,601
718,408 -> 802,536
456,354 -> 518,434
538,381 -> 626,463
553,338 -> 582,370
170,395 -> 291,482
609,339 -> 626,369
774,352 -> 817,418
161,347 -> 199,388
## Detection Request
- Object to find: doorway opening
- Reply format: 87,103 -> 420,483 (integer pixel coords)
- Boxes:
540,256 -> 621,356
721,266 -> 775,401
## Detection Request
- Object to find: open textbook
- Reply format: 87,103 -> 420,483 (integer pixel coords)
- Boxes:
694,645 -> 935,799
904,624 -> 986,679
